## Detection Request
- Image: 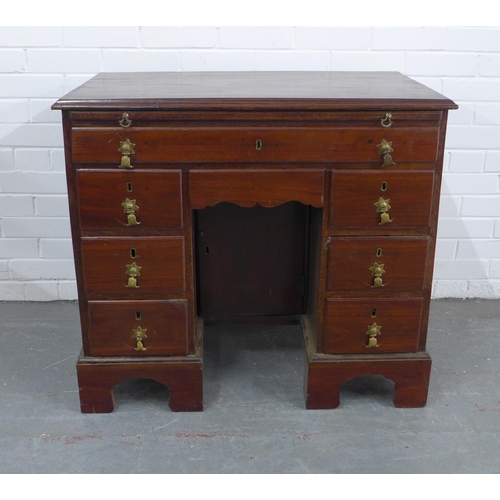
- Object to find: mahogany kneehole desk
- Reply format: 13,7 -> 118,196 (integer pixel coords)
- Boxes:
52,72 -> 457,412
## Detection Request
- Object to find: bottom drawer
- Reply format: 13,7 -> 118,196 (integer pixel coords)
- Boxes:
324,298 -> 423,354
87,300 -> 188,356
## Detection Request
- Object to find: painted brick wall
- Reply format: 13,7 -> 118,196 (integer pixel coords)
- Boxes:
0,26 -> 499,300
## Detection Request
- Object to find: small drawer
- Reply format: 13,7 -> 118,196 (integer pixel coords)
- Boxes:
324,298 -> 423,354
81,237 -> 185,294
330,171 -> 434,230
189,169 -> 325,209
327,237 -> 428,292
71,127 -> 439,164
77,170 -> 183,231
87,300 -> 188,356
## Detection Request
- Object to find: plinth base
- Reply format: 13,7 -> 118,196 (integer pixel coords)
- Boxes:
76,353 -> 203,413
302,320 -> 432,409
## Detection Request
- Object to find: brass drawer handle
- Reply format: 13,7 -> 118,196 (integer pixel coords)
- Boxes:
369,262 -> 385,287
118,138 -> 135,169
119,112 -> 132,128
132,326 -> 147,351
381,112 -> 393,128
374,197 -> 393,225
366,322 -> 381,348
125,261 -> 141,288
376,139 -> 395,167
121,198 -> 141,226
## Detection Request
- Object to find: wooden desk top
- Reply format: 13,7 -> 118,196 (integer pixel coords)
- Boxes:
52,71 -> 458,111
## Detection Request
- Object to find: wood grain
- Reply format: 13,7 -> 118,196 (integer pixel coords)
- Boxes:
323,298 -> 423,354
189,169 -> 325,209
52,72 -> 458,111
330,171 -> 434,230
71,127 -> 439,163
87,300 -> 188,356
81,237 -> 185,294
327,237 -> 429,292
77,170 -> 183,232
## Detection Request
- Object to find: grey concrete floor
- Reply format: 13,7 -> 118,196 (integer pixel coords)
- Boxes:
0,299 -> 499,473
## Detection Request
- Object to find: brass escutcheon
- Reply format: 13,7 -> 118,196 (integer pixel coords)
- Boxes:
132,326 -> 147,351
366,322 -> 381,348
255,139 -> 263,150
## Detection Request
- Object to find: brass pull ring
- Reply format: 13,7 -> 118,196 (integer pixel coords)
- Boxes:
119,112 -> 132,128
381,112 -> 393,128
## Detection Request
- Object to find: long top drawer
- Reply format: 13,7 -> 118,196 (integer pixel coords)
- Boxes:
71,127 -> 440,164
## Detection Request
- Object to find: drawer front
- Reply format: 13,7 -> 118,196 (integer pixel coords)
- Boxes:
327,237 -> 428,292
81,237 -> 185,294
324,298 -> 423,354
77,170 -> 182,231
330,171 -> 434,230
71,127 -> 439,164
189,169 -> 325,209
87,300 -> 188,356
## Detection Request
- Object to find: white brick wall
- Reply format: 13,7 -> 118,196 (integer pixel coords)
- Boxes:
0,26 -> 499,300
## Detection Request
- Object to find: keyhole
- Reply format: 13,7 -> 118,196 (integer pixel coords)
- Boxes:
205,246 -> 210,255
381,181 -> 388,191
371,308 -> 377,318
130,248 -> 136,258
255,139 -> 263,150
127,182 -> 133,192
136,311 -> 142,320
376,247 -> 383,257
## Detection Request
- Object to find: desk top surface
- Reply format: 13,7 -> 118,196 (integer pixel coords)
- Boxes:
53,71 -> 458,111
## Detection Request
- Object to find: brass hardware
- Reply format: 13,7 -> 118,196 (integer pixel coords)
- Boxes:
371,308 -> 377,318
376,139 -> 395,167
121,198 -> 141,226
369,262 -> 385,288
366,322 -> 381,348
376,247 -> 383,257
374,197 -> 393,225
381,112 -> 393,128
135,310 -> 142,320
125,262 -> 142,288
130,248 -> 136,258
127,182 -> 133,192
132,326 -> 147,351
255,139 -> 263,150
381,181 -> 388,191
118,139 -> 135,169
119,112 -> 132,128
118,138 -> 135,155
120,155 -> 133,169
